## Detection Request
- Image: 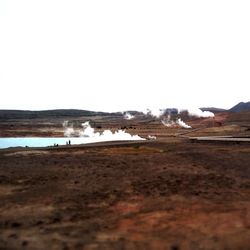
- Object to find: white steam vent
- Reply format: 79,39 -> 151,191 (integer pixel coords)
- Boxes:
123,112 -> 135,120
180,108 -> 214,118
176,118 -> 192,129
161,117 -> 192,129
143,108 -> 165,118
63,121 -> 145,142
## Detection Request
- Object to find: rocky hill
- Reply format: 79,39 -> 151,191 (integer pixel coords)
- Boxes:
229,102 -> 250,112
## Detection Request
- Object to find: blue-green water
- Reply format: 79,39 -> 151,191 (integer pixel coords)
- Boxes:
0,135 -> 145,149
0,137 -> 94,148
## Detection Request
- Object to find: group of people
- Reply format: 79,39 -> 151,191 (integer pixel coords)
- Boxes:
53,140 -> 71,147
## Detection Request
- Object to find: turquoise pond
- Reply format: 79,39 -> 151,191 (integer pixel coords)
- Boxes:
0,136 -> 145,149
0,137 -> 90,148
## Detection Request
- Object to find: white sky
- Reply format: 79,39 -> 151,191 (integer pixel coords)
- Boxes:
0,0 -> 249,112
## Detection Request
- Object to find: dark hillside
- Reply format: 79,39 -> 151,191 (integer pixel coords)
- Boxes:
0,109 -> 119,121
229,102 -> 250,112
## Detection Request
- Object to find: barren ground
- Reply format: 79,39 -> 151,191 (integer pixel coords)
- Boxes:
0,113 -> 250,250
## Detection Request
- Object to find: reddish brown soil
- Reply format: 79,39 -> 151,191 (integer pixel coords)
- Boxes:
0,113 -> 250,250
0,137 -> 250,250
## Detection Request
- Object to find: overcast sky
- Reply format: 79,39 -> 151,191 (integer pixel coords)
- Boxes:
0,0 -> 249,112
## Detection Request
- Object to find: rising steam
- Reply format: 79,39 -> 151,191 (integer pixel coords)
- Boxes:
123,112 -> 135,120
180,108 -> 215,118
161,116 -> 192,129
141,106 -> 214,129
142,107 -> 214,119
176,118 -> 192,129
63,121 -> 75,137
148,135 -> 157,140
63,121 -> 145,141
143,108 -> 165,118
161,115 -> 176,127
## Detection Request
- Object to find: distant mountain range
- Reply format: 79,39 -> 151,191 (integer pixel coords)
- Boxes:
0,101 -> 249,120
201,101 -> 250,113
0,109 -> 120,121
229,102 -> 250,112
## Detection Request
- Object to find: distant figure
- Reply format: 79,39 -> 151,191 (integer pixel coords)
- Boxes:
66,141 -> 68,145
69,140 -> 71,145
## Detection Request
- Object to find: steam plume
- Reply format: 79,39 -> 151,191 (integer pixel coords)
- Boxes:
142,107 -> 214,119
148,135 -> 157,140
123,112 -> 135,120
63,121 -> 76,137
63,121 -> 145,141
161,115 -> 176,127
176,118 -> 192,129
143,108 -> 165,118
181,108 -> 214,118
161,116 -> 192,129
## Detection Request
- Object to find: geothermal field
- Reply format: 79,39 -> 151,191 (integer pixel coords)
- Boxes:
0,108 -> 250,249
